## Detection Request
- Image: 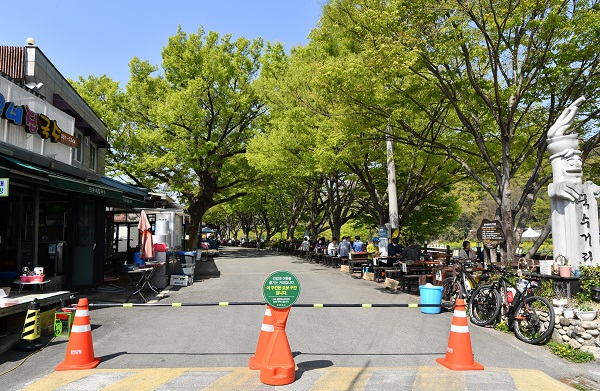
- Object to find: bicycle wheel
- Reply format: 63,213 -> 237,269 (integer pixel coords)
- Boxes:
468,285 -> 501,326
512,295 -> 555,344
441,277 -> 461,309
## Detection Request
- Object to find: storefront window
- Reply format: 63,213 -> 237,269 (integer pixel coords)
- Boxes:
89,143 -> 96,171
72,131 -> 83,162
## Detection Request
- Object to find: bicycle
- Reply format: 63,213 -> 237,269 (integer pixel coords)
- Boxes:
469,264 -> 555,344
440,259 -> 488,309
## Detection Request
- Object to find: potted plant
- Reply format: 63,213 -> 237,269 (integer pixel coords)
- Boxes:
555,255 -> 571,278
553,298 -> 568,307
563,306 -> 575,319
576,302 -> 598,321
552,298 -> 567,316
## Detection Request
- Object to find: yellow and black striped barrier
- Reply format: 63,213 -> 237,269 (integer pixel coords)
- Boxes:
88,302 -> 451,308
13,298 -> 44,351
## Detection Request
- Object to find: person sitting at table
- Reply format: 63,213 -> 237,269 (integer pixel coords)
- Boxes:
459,240 -> 478,262
387,237 -> 403,257
402,238 -> 421,265
327,237 -> 339,257
366,238 -> 380,270
338,236 -> 351,265
316,237 -> 327,253
352,236 -> 364,252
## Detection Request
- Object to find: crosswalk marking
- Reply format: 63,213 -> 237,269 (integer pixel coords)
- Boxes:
21,366 -> 571,390
413,366 -> 465,391
202,368 -> 262,390
508,368 -> 573,391
22,369 -> 95,391
312,367 -> 370,390
101,368 -> 188,391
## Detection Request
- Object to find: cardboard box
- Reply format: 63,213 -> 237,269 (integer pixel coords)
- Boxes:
362,272 -> 375,281
39,308 -> 56,335
340,265 -> 350,273
384,277 -> 400,290
170,275 -> 188,286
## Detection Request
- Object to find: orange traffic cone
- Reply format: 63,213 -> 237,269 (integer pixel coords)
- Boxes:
55,298 -> 101,371
259,307 -> 295,386
436,298 -> 484,370
249,305 -> 275,370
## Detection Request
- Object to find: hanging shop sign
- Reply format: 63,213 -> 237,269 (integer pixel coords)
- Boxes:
0,178 -> 8,197
0,92 -> 78,148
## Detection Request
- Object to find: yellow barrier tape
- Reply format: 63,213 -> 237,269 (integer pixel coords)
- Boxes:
408,303 -> 418,308
123,303 -> 134,308
314,304 -> 324,308
172,303 -> 182,307
218,302 -> 229,306
362,304 -> 372,308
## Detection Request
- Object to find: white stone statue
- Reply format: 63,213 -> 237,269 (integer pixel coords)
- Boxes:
547,96 -> 600,271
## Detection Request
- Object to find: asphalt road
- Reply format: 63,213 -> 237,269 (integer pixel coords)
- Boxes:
0,247 -> 599,390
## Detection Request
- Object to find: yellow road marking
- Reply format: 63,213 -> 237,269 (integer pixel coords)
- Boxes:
508,368 -> 573,390
203,368 -> 261,390
21,366 -> 574,391
413,367 -> 465,391
311,367 -> 371,390
22,370 -> 97,391
101,368 -> 187,391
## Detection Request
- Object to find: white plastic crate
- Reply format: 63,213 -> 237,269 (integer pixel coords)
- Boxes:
170,275 -> 188,286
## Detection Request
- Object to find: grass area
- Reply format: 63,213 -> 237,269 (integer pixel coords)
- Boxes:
493,320 -> 511,333
546,341 -> 596,363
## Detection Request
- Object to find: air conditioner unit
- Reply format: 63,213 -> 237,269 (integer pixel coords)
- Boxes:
84,136 -> 90,146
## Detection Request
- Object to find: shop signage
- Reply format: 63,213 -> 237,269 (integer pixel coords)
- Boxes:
0,178 -> 8,196
262,270 -> 300,308
0,92 -> 78,148
477,219 -> 505,249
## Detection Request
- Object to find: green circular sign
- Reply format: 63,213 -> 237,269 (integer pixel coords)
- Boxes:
262,270 -> 301,308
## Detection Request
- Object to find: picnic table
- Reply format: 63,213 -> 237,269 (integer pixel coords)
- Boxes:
382,261 -> 437,292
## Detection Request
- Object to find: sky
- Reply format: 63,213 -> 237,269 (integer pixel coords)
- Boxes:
2,0 -> 325,85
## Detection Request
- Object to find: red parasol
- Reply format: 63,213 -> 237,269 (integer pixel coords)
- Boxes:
138,210 -> 154,260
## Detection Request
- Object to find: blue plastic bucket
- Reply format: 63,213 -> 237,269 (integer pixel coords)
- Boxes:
419,284 -> 444,314
133,252 -> 144,265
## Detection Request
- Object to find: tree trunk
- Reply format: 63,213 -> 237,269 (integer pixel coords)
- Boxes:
185,217 -> 201,251
526,217 -> 552,259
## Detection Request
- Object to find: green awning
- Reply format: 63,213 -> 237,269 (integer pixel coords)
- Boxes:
122,195 -> 150,208
48,174 -> 123,201
0,154 -> 149,207
0,155 -> 48,179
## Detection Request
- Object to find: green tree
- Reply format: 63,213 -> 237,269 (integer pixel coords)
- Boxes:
251,40 -> 462,240
315,0 -> 600,264
76,28 -> 266,249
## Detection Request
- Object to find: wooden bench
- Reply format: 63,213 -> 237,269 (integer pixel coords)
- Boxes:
348,259 -> 368,274
385,269 -> 403,280
401,274 -> 434,293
